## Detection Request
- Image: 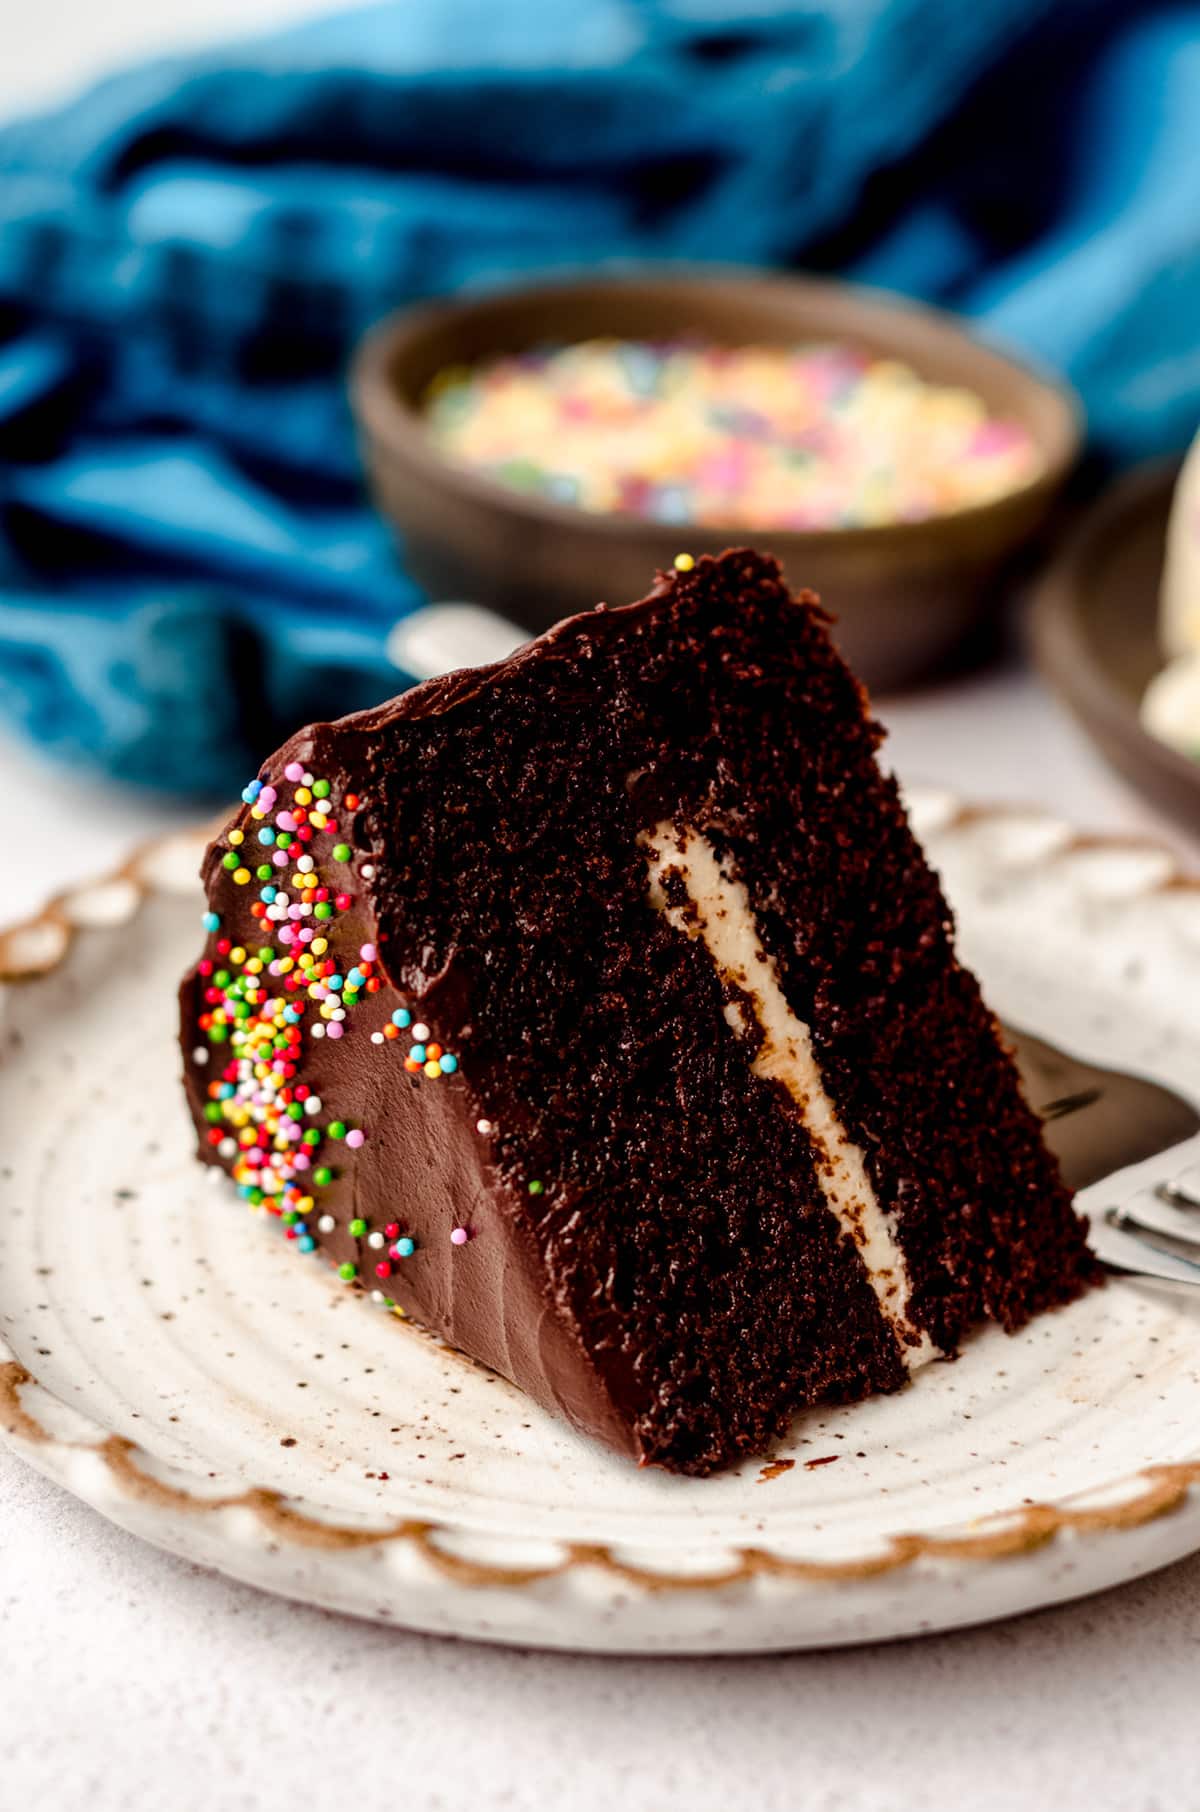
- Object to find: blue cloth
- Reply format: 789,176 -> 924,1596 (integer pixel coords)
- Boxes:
1,0 -> 1198,791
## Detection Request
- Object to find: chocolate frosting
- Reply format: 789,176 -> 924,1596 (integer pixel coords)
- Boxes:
181,550 -> 1097,1475
180,719 -> 634,1461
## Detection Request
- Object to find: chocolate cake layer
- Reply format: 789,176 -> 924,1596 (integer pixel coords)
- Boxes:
180,549 -> 1097,1475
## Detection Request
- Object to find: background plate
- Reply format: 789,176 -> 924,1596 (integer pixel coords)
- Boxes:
1031,460 -> 1200,834
1,793 -> 1199,1653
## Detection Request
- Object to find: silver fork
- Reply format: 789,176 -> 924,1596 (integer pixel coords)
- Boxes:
1088,1148 -> 1200,1292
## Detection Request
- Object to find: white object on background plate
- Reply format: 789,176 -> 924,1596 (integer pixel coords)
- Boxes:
1144,428 -> 1200,758
1160,424 -> 1200,662
1142,650 -> 1200,761
1,794 -> 1199,1653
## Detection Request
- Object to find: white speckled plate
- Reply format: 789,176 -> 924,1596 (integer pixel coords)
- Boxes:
2,793 -> 1200,1653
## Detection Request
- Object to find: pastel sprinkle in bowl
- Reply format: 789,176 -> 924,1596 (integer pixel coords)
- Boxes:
352,271 -> 1082,690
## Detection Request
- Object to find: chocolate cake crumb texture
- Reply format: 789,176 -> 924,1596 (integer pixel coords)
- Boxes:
180,548 -> 1099,1476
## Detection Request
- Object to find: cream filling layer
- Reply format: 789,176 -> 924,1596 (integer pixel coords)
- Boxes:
640,822 -> 937,1370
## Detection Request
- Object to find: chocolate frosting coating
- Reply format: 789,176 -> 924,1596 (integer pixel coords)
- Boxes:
181,550 -> 1096,1475
180,719 -> 634,1460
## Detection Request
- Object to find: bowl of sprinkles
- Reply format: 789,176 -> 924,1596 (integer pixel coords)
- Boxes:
353,272 -> 1081,689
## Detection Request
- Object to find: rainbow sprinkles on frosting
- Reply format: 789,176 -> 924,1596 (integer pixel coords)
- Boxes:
186,760 -> 469,1299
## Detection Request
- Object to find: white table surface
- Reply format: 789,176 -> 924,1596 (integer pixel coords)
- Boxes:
5,10 -> 1200,1810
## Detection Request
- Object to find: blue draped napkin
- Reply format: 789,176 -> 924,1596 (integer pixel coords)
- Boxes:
1,0 -> 1197,790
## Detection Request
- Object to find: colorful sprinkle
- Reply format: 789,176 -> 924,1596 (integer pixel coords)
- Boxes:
191,761 -> 469,1297
450,1227 -> 469,1246
424,339 -> 1045,530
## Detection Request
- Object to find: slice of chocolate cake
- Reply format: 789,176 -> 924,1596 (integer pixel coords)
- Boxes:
180,549 -> 1098,1476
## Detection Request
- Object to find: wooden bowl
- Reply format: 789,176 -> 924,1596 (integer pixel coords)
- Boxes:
352,270 -> 1081,690
1030,461 -> 1200,833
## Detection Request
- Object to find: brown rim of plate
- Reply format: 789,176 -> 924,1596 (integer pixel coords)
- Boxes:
351,267 -> 1083,555
1030,459 -> 1200,832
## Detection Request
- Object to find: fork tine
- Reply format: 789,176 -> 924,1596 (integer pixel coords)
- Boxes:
1104,1205 -> 1200,1273
1157,1185 -> 1200,1213
1086,1138 -> 1200,1291
1158,1162 -> 1200,1212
